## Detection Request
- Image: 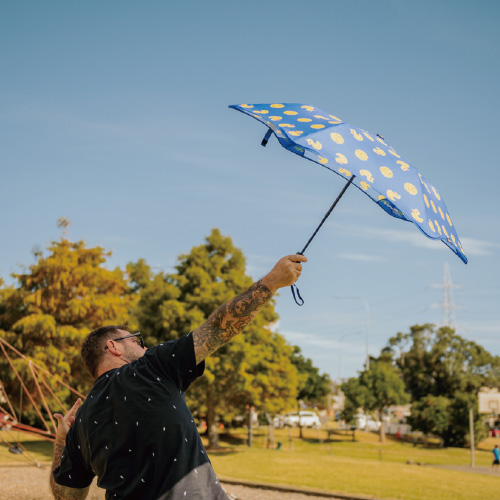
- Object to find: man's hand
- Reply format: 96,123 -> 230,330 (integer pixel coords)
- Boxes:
260,254 -> 307,294
193,254 -> 307,364
53,398 -> 82,445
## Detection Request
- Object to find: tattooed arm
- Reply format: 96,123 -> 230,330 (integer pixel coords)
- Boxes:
50,399 -> 90,500
193,254 -> 307,364
50,442 -> 89,500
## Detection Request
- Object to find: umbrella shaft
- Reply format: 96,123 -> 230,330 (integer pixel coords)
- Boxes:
299,175 -> 356,255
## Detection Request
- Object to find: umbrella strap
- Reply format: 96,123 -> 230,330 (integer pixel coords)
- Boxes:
261,128 -> 273,147
291,283 -> 304,306
290,251 -> 305,306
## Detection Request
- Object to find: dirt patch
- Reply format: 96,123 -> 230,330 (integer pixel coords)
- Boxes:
0,464 -> 346,500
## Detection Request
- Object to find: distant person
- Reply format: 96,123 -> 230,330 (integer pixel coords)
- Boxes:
492,444 -> 500,471
50,255 -> 307,500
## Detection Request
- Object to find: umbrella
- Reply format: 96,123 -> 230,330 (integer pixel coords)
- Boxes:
230,103 -> 467,260
229,103 -> 467,303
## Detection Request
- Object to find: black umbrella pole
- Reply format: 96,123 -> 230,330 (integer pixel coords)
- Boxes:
299,175 -> 356,255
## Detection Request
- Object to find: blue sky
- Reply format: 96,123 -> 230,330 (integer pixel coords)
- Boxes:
1,0 -> 499,380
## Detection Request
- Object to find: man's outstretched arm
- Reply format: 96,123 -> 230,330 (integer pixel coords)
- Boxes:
192,254 -> 307,364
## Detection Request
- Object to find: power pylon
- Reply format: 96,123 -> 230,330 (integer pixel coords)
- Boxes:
431,262 -> 463,330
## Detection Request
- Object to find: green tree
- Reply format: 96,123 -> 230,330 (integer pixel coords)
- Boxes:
342,359 -> 409,442
132,229 -> 301,448
408,395 -> 451,440
0,230 -> 133,426
291,346 -> 331,437
384,324 -> 500,446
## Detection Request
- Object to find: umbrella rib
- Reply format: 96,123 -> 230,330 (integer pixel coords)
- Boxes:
299,175 -> 356,255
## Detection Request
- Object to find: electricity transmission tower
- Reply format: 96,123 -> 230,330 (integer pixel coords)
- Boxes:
431,262 -> 463,330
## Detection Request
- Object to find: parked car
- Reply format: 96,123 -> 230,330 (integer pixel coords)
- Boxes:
353,413 -> 381,431
273,414 -> 285,428
283,411 -> 321,428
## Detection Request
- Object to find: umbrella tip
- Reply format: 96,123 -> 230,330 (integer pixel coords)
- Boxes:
377,133 -> 385,140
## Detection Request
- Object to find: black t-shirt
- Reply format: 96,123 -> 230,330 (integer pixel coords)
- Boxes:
54,332 -> 229,500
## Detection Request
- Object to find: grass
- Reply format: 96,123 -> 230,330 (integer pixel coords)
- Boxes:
1,427 -> 499,499
0,429 -> 54,465
205,428 -> 500,500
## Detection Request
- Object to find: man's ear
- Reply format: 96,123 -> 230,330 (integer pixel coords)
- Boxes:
106,339 -> 123,356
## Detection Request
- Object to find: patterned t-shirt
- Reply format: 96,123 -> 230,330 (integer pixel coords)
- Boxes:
53,332 -> 229,500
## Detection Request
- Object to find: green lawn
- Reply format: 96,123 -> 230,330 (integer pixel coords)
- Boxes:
2,427 -> 499,500
206,428 -> 500,500
0,429 -> 54,465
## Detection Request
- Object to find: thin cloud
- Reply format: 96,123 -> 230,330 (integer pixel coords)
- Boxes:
464,320 -> 500,336
340,224 -> 499,257
279,329 -> 340,350
337,253 -> 385,262
246,253 -> 278,278
279,329 -> 362,352
460,238 -> 500,257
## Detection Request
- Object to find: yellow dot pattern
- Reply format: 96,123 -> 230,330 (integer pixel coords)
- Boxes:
330,133 -> 344,144
230,102 -> 467,264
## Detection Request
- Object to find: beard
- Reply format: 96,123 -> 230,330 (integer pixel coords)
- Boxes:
121,344 -> 143,364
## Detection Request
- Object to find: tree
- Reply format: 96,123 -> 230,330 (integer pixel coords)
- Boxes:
132,229 -> 301,448
0,230 -> 134,425
342,359 -> 409,442
291,346 -> 331,437
408,395 -> 451,441
384,324 -> 500,446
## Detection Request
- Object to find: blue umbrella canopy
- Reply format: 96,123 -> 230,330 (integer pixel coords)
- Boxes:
230,102 -> 467,264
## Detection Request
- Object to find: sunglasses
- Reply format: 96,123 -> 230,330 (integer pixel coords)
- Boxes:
105,332 -> 145,350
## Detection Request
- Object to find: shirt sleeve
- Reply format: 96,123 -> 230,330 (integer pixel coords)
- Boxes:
142,332 -> 205,392
53,427 -> 95,489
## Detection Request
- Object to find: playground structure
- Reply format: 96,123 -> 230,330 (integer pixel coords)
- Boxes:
0,336 -> 84,464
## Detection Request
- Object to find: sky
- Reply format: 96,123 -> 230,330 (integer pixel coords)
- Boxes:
1,0 -> 499,381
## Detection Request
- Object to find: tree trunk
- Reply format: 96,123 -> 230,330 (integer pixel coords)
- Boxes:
298,400 -> 303,439
206,387 -> 219,449
248,405 -> 253,447
379,409 -> 386,443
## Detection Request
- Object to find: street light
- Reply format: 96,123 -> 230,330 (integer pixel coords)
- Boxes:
338,331 -> 361,382
334,295 -> 371,371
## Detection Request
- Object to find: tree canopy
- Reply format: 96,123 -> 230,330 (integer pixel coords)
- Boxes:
383,324 -> 500,446
0,235 -> 132,426
341,359 -> 409,442
0,226 -> 331,446
131,229 -> 301,448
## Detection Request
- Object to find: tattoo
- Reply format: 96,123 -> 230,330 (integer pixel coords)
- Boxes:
50,441 -> 89,500
193,280 -> 272,363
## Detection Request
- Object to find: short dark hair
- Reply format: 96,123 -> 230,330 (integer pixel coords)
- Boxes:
81,325 -> 130,378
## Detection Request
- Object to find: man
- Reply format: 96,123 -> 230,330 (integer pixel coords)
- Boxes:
492,444 -> 500,472
50,254 -> 307,500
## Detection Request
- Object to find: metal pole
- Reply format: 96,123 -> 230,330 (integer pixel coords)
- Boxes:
338,331 -> 361,382
299,175 -> 355,255
362,299 -> 370,371
334,296 -> 370,371
469,407 -> 475,467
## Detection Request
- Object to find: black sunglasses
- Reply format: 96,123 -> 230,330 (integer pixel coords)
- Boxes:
105,332 -> 145,350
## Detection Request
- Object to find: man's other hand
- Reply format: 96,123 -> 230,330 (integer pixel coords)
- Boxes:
53,398 -> 82,445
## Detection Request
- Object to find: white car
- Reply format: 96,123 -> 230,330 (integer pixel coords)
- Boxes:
283,411 -> 321,428
354,414 -> 381,431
